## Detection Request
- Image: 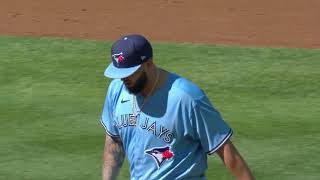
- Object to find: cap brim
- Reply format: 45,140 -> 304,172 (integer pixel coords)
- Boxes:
104,63 -> 141,79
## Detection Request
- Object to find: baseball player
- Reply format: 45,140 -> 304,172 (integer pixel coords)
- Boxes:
100,34 -> 254,180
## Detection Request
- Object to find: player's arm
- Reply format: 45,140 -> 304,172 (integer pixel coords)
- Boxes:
217,140 -> 255,180
102,135 -> 125,180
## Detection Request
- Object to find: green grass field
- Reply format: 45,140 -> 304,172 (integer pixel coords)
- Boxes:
0,36 -> 319,180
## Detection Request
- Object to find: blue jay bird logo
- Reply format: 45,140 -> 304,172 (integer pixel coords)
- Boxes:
145,146 -> 174,169
112,52 -> 125,66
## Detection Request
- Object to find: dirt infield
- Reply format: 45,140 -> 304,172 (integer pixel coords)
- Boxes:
1,0 -> 319,48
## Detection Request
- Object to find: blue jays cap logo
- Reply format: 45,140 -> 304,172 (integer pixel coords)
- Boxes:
145,146 -> 174,169
112,52 -> 125,66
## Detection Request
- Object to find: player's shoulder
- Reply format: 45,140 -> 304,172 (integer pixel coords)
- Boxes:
108,78 -> 123,88
170,73 -> 205,101
107,79 -> 124,96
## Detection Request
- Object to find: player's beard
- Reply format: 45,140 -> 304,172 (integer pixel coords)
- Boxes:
125,71 -> 148,94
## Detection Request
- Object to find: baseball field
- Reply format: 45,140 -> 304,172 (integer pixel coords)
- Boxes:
1,0 -> 320,179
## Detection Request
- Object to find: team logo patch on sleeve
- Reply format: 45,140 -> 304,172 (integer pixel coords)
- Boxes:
145,146 -> 174,169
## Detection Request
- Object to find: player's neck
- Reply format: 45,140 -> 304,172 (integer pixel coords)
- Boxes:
141,68 -> 162,97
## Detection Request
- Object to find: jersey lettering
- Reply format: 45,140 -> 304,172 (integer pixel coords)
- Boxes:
147,122 -> 157,135
121,114 -> 128,127
164,132 -> 174,143
114,114 -> 174,143
128,114 -> 137,126
140,117 -> 149,129
158,126 -> 170,138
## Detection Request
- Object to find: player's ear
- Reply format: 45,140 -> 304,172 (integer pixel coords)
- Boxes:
143,59 -> 153,68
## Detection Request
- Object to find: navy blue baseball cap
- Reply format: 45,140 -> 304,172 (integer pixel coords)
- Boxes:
104,34 -> 153,79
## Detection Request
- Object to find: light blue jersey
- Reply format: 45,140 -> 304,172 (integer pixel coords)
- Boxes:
101,73 -> 232,180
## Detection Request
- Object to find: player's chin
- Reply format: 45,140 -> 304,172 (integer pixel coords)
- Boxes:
125,85 -> 137,94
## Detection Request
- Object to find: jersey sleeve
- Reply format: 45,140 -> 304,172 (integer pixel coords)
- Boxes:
190,95 -> 233,155
100,80 -> 120,138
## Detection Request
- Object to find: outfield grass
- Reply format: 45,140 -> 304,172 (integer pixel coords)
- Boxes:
0,36 -> 319,180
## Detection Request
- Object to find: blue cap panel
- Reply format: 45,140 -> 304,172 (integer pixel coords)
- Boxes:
104,34 -> 153,79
